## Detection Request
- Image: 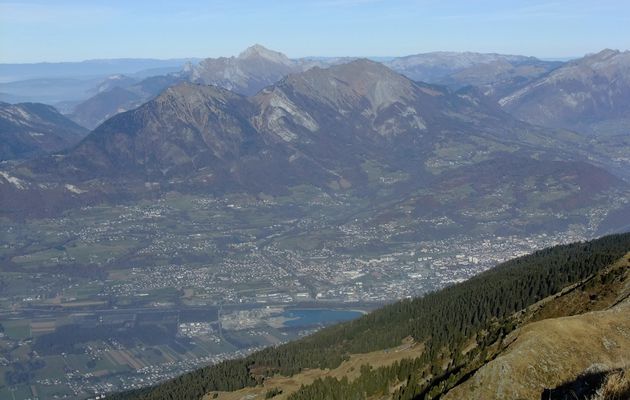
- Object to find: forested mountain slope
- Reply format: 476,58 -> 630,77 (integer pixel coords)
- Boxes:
107,232 -> 630,400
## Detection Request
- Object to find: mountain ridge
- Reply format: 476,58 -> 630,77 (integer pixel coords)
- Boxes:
65,45 -> 564,130
497,48 -> 630,179
499,48 -> 630,129
0,101 -> 88,161
2,58 -> 626,223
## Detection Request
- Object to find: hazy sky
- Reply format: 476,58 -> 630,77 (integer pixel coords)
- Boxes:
1,0 -> 629,63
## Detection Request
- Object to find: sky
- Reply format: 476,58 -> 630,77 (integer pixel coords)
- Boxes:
1,0 -> 629,63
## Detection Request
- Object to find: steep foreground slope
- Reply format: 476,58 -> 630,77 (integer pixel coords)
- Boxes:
107,233 -> 630,400
445,301 -> 630,400
444,252 -> 630,400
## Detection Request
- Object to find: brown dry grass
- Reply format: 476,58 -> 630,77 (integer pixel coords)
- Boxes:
527,252 -> 630,323
203,338 -> 424,400
592,369 -> 630,400
444,253 -> 630,400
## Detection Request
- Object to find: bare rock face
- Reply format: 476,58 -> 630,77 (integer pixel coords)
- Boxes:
186,44 -> 299,96
0,101 -> 87,161
252,59 -> 424,145
237,44 -> 295,66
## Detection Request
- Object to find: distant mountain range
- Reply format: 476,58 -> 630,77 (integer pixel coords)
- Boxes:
0,45 -> 628,237
0,45 -> 568,130
3,47 -> 628,137
3,61 -> 580,183
0,58 -> 197,114
8,46 -> 627,154
1,58 -> 626,224
385,51 -> 562,98
0,58 -> 199,83
0,102 -> 87,161
64,45 -> 346,129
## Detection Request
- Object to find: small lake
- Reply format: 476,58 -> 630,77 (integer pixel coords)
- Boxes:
281,309 -> 363,328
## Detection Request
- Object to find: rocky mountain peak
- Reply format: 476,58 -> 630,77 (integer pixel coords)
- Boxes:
184,45 -> 298,96
237,44 -> 293,66
572,48 -> 630,71
587,48 -> 621,60
274,59 -> 418,112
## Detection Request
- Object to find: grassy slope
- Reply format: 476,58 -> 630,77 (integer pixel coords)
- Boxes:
444,252 -> 630,399
204,338 -> 423,400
